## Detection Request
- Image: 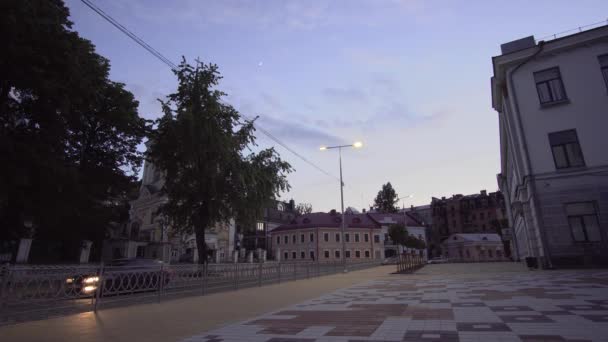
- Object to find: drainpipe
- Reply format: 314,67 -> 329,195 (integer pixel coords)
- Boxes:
505,41 -> 553,269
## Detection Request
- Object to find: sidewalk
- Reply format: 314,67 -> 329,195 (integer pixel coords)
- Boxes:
0,265 -> 396,342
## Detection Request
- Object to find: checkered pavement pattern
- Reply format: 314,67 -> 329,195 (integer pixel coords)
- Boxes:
182,270 -> 608,342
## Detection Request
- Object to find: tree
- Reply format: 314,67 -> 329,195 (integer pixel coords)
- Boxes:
148,60 -> 292,264
388,224 -> 409,246
373,182 -> 399,213
294,203 -> 313,216
0,0 -> 148,260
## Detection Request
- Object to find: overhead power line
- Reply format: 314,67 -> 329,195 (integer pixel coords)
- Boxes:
80,0 -> 338,180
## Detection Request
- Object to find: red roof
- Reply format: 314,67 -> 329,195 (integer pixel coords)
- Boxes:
271,211 -> 423,233
271,212 -> 380,233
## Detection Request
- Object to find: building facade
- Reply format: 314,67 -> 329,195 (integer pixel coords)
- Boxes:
429,190 -> 508,258
442,234 -> 507,262
102,156 -> 235,263
491,26 -> 608,267
241,200 -> 297,258
269,211 -> 428,262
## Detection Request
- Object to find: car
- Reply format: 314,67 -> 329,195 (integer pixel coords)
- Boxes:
65,258 -> 173,296
427,257 -> 448,264
381,256 -> 399,265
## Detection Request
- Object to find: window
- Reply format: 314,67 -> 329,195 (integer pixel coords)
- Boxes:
309,233 -> 314,242
355,233 -> 360,242
300,234 -> 304,243
466,250 -> 470,258
345,250 -> 351,258
324,233 -> 329,242
335,250 -> 341,258
292,251 -> 297,259
534,67 -> 567,105
599,54 -> 608,89
549,130 -> 585,169
335,233 -> 340,242
488,250 -> 493,258
284,252 -> 288,260
355,250 -> 361,258
301,251 -> 305,259
482,224 -> 486,231
292,235 -> 296,244
257,222 -> 264,231
364,250 -> 370,258
345,233 -> 350,242
276,236 -> 280,245
310,251 -> 315,259
324,250 -> 330,258
364,233 -> 369,242
284,235 -> 288,244
566,202 -> 601,242
374,235 -> 380,243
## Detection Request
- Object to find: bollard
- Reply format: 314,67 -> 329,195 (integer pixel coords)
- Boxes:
258,261 -> 263,287
202,263 -> 207,295
278,262 -> 281,283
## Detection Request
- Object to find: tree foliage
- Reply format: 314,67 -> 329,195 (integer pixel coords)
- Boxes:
0,0 -> 148,260
388,224 -> 426,251
294,203 -> 313,216
373,182 -> 399,213
148,60 -> 292,264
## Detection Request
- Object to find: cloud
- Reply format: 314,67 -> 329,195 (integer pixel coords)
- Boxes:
322,87 -> 368,103
256,114 -> 343,147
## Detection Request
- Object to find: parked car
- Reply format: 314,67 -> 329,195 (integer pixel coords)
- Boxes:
381,256 -> 399,265
427,257 -> 448,264
65,258 -> 173,296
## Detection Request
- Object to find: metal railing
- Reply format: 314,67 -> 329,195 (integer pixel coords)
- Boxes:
395,255 -> 425,273
0,259 -> 381,323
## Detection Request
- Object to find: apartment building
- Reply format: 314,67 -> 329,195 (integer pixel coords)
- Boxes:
429,190 -> 507,258
491,25 -> 608,267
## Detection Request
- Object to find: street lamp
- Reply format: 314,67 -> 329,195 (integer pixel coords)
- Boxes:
319,141 -> 363,272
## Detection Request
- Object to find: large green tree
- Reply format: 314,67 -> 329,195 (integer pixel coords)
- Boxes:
0,0 -> 148,261
373,182 -> 399,213
148,60 -> 292,264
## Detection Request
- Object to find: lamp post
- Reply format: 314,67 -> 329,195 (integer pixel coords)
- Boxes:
320,141 -> 363,272
397,195 -> 413,255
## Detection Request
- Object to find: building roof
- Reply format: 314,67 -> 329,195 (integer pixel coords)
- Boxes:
366,212 -> 423,227
447,233 -> 502,242
271,211 -> 424,233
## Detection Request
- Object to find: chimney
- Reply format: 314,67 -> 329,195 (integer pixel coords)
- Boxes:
481,190 -> 487,196
362,208 -> 366,213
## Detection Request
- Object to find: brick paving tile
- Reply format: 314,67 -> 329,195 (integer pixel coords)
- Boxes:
183,268 -> 608,342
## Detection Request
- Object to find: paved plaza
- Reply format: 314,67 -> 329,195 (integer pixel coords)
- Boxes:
185,266 -> 608,342
2,263 -> 608,342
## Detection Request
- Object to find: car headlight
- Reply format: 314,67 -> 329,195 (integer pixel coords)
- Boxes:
83,285 -> 97,293
83,276 -> 99,284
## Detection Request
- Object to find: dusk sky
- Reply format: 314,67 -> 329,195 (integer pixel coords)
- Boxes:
65,0 -> 608,211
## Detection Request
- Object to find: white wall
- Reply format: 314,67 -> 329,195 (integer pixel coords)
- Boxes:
509,41 -> 608,175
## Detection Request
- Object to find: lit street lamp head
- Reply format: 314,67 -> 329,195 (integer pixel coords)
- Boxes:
353,141 -> 363,148
319,146 -> 327,151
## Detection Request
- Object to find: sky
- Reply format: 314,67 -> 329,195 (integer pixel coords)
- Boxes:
65,0 -> 608,211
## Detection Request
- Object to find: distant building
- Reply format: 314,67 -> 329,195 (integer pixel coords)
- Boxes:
491,25 -> 608,267
442,233 -> 507,262
366,212 -> 427,259
429,190 -> 508,258
241,200 -> 297,257
269,211 -> 427,262
103,154 -> 235,263
403,204 -> 432,227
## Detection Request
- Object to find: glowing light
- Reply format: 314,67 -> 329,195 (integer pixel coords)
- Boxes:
353,141 -> 363,148
84,276 -> 99,284
319,146 -> 327,151
83,285 -> 97,293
